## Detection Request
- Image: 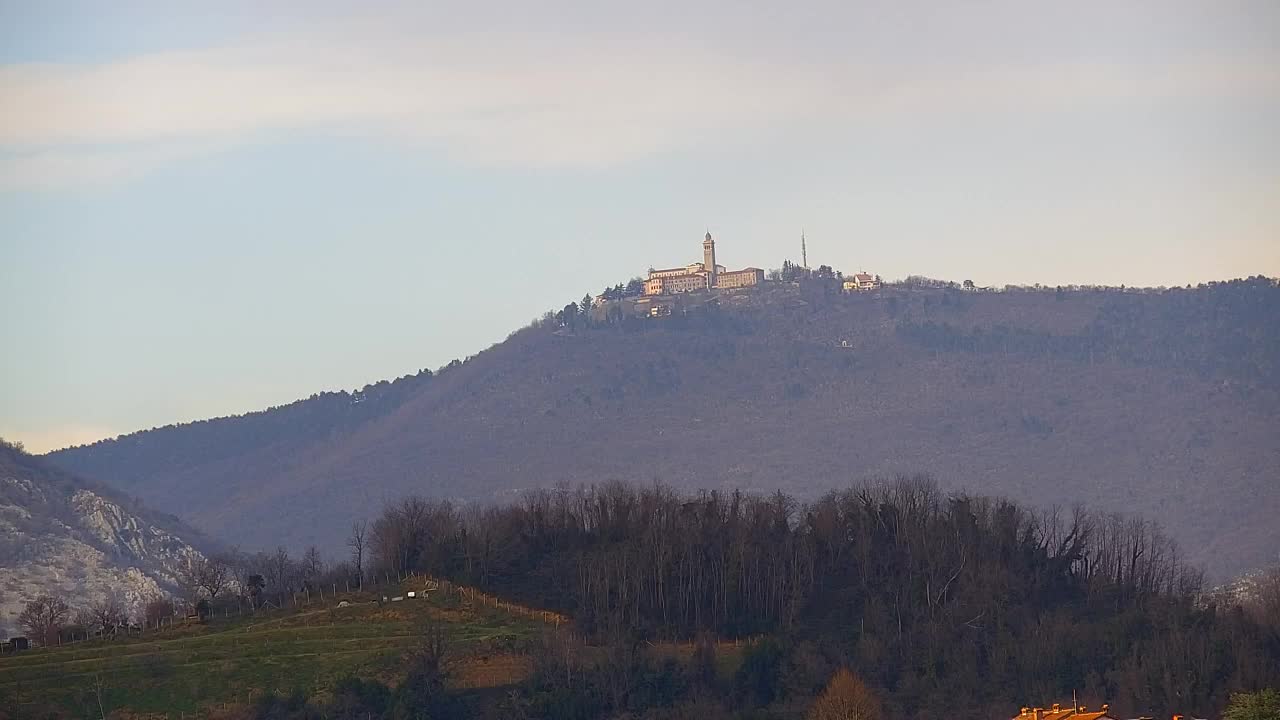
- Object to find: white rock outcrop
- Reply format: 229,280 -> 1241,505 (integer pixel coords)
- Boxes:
0,473 -> 207,638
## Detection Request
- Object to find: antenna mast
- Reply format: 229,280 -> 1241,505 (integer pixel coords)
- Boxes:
802,230 -> 808,269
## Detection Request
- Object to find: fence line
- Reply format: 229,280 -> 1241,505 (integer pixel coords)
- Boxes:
425,576 -> 571,627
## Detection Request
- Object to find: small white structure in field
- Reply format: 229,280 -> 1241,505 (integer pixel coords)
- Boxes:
407,591 -> 417,598
391,596 -> 404,602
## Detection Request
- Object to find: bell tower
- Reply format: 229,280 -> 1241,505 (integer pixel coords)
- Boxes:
703,231 -> 717,287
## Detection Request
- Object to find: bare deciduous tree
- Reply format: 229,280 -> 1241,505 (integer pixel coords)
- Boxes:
348,520 -> 368,588
371,496 -> 459,578
143,596 -> 175,628
807,668 -> 882,720
91,672 -> 109,720
265,546 -> 294,594
82,596 -> 126,636
179,555 -> 230,602
1243,565 -> 1280,631
301,546 -> 324,588
19,593 -> 70,646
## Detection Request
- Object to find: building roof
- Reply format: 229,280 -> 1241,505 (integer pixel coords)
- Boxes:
1013,705 -> 1116,720
651,268 -> 708,278
854,272 -> 875,282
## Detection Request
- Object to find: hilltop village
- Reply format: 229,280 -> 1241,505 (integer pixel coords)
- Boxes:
642,232 -> 766,295
582,231 -> 880,320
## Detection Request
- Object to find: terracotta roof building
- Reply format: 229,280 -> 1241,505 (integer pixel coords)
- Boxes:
843,272 -> 880,292
1014,704 -> 1117,720
643,232 -> 763,296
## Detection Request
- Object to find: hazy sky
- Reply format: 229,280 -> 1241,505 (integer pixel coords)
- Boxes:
2,0 -> 1278,452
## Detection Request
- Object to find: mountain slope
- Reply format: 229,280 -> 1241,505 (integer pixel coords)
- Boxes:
48,278 -> 1280,579
0,441 -> 210,637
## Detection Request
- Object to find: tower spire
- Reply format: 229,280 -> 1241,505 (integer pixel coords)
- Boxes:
801,230 -> 808,270
703,229 -> 717,287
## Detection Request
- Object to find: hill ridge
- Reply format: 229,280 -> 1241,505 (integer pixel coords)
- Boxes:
47,278 -> 1280,579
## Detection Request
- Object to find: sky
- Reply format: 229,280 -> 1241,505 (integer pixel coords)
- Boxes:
2,0 -> 1278,453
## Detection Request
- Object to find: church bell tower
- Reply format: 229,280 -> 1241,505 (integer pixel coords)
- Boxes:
703,231 -> 717,287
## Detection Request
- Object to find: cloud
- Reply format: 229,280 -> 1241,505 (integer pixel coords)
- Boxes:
0,139 -> 235,191
0,32 -> 835,170
1,19 -> 1277,189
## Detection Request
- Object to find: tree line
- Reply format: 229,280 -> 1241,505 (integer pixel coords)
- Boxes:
896,276 -> 1280,392
356,477 -> 1280,718
13,476 -> 1277,718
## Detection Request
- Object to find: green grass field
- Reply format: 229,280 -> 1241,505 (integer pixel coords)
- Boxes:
0,583 -> 544,717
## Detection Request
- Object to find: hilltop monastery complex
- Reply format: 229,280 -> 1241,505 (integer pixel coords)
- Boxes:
643,233 -> 765,295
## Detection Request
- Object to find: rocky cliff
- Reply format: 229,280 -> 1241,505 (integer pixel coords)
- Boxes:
0,441 -> 208,638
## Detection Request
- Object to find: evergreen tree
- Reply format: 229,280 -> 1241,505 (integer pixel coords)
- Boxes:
1223,690 -> 1280,720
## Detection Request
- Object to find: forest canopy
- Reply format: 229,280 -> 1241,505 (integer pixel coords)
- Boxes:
356,478 -> 1280,718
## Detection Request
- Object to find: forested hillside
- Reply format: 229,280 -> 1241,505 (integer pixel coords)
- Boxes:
14,478 -> 1272,719
47,370 -> 434,492
48,277 -> 1280,578
347,479 -> 1280,719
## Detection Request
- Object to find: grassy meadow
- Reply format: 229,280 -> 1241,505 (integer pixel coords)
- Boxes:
0,581 -> 545,717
